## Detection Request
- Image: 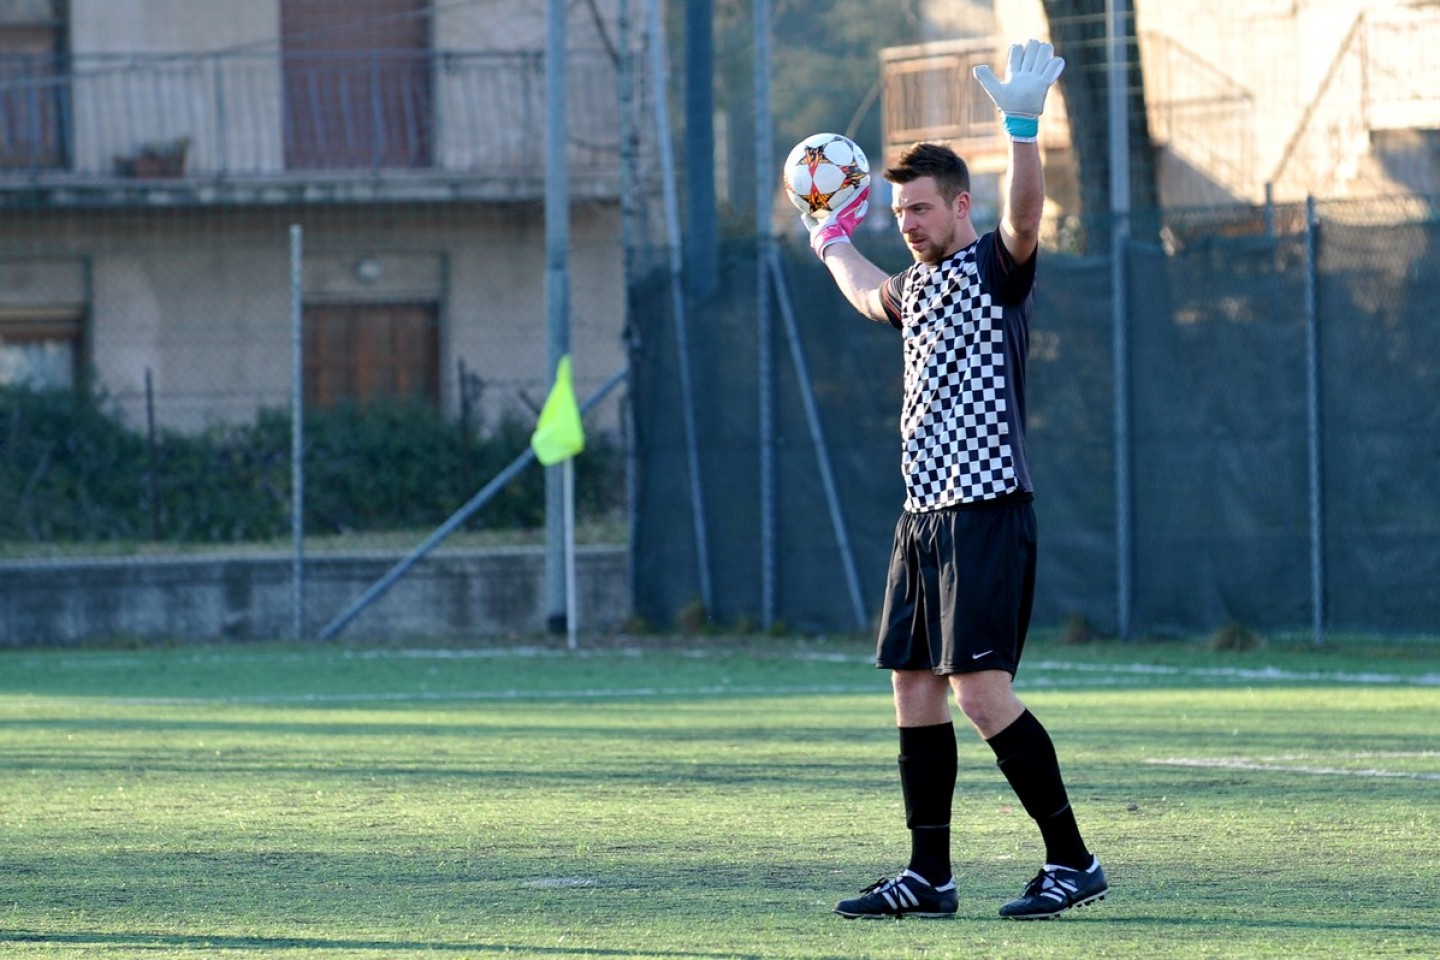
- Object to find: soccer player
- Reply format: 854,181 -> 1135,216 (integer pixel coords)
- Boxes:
799,39 -> 1108,920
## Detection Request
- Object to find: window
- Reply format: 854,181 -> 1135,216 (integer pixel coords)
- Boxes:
0,311 -> 80,389
303,302 -> 439,409
281,0 -> 434,170
0,0 -> 66,171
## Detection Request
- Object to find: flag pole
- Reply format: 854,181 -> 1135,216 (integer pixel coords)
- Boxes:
529,353 -> 584,646
564,457 -> 578,650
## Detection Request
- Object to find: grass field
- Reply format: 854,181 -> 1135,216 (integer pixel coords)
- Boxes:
1,633 -> 1437,959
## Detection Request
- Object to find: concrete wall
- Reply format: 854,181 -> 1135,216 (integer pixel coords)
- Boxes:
0,545 -> 629,645
72,0 -> 277,54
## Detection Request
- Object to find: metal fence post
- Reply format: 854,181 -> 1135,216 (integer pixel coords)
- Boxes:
754,0 -> 777,629
1107,0 -> 1134,640
1304,195 -> 1325,647
289,223 -> 305,642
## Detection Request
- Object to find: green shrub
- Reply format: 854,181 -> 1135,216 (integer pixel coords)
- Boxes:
0,386 -> 623,545
0,386 -> 149,541
152,411 -> 291,541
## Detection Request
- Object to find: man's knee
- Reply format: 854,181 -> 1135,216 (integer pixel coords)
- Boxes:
950,672 -> 1025,738
892,670 -> 951,727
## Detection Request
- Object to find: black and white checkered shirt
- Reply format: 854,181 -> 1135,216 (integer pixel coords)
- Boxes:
880,231 -> 1035,513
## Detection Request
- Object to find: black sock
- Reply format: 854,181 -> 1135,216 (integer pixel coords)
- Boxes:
986,710 -> 1091,870
897,722 -> 957,885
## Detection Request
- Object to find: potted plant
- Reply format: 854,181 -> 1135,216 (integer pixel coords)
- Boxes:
114,137 -> 190,178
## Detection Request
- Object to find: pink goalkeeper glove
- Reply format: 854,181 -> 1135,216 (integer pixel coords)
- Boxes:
801,184 -> 869,260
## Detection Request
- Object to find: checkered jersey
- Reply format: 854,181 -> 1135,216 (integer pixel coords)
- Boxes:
880,232 -> 1036,512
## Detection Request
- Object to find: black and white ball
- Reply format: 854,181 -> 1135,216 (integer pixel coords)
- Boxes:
783,132 -> 870,217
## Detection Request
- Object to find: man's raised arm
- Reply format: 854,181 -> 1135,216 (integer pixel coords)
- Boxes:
973,39 -> 1065,264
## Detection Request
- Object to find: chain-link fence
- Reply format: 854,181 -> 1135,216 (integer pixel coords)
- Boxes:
0,200 -> 633,643
0,2 -> 638,644
3,2 -> 1439,645
630,197 -> 1440,640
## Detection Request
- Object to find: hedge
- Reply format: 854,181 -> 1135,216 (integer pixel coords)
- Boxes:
0,386 -> 622,544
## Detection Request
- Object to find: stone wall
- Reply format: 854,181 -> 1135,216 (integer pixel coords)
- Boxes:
0,545 -> 630,646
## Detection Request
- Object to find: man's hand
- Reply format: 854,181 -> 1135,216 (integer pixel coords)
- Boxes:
800,185 -> 869,260
973,39 -> 1065,142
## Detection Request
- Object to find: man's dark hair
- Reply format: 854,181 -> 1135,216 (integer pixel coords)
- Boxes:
884,142 -> 971,204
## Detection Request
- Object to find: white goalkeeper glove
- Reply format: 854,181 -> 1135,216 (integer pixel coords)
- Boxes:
799,185 -> 870,260
972,39 -> 1066,143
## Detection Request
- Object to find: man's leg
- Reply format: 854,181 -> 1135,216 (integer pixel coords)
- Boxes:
949,670 -> 1089,868
892,670 -> 957,886
834,670 -> 959,918
951,670 -> 1107,919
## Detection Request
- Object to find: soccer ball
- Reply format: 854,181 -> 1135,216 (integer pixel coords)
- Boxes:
783,132 -> 870,218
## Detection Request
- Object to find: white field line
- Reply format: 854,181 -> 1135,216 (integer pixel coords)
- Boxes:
6,648 -> 1439,706
9,646 -> 652,671
1146,756 -> 1440,781
99,683 -> 886,706
12,647 -> 1440,685
1025,659 -> 1440,687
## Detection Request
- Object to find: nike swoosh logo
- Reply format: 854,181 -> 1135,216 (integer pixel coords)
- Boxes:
972,650 -> 993,660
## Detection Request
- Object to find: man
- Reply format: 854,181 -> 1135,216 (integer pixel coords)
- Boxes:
801,39 -> 1108,921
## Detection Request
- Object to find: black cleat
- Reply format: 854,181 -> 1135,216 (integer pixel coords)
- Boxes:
999,857 -> 1108,919
834,869 -> 958,919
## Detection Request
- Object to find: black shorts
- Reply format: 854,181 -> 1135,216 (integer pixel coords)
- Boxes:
875,494 -> 1037,676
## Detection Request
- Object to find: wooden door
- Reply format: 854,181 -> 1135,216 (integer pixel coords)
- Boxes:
303,302 -> 439,409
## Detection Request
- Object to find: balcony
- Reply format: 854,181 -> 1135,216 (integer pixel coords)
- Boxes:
880,37 -> 1070,177
0,49 -> 630,208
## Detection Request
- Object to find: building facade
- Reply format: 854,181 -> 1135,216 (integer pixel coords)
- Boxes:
881,0 -> 1440,219
0,0 -> 636,433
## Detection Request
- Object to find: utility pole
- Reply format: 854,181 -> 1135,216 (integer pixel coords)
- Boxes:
544,0 -> 572,634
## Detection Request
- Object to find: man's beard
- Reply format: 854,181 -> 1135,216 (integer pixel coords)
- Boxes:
911,222 -> 956,265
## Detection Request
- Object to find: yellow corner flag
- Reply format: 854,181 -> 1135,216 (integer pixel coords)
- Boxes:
531,354 -> 585,465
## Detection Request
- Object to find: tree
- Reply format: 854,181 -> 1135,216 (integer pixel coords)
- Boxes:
1041,0 -> 1159,241
683,0 -> 1157,243
708,0 -> 923,230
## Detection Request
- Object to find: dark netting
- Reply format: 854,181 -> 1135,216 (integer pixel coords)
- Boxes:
1315,205 -> 1440,632
771,240 -> 907,632
630,203 -> 1440,638
628,250 -> 754,628
1023,252 -> 1119,631
630,235 -> 906,633
1126,230 -> 1314,634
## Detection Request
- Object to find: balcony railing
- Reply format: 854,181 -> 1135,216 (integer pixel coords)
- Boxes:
880,38 -> 1069,175
881,39 -> 1002,172
0,49 -> 631,200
